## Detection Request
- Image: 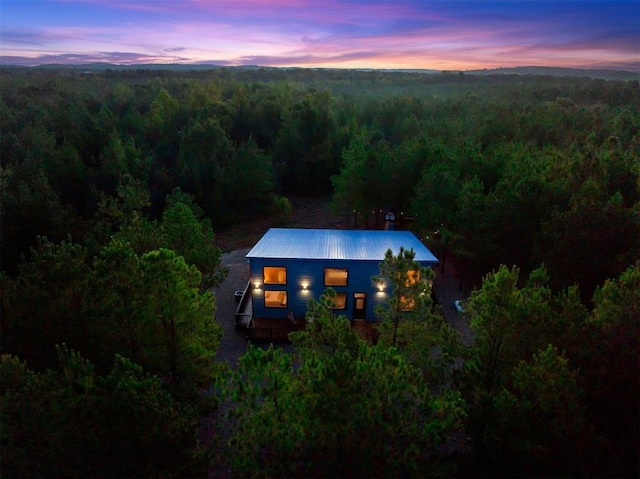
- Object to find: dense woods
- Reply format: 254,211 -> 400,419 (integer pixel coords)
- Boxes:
1,66 -> 638,477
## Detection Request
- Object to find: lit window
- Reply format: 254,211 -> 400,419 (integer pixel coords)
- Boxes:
265,291 -> 288,308
401,270 -> 421,310
401,296 -> 415,311
324,268 -> 348,286
264,267 -> 287,285
405,269 -> 420,287
328,292 -> 347,309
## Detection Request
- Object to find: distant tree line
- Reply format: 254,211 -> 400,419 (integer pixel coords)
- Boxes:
1,67 -> 638,477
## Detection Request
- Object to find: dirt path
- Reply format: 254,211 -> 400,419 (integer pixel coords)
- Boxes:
213,248 -> 251,368
432,258 -> 474,345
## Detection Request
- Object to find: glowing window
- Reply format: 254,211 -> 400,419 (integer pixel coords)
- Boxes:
324,268 -> 348,286
405,269 -> 420,287
265,291 -> 288,308
327,292 -> 347,309
401,296 -> 416,311
400,270 -> 421,310
264,267 -> 287,285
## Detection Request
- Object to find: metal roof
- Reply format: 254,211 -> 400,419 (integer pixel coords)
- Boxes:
246,228 -> 438,263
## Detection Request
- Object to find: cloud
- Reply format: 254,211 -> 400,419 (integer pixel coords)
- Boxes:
1,0 -> 638,70
1,31 -> 47,47
53,0 -> 183,14
0,51 -> 190,66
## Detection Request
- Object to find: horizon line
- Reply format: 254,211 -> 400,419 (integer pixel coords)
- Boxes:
1,61 -> 639,75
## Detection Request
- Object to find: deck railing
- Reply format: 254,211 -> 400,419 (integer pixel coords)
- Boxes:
235,280 -> 252,330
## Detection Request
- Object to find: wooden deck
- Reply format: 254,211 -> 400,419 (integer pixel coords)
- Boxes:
246,317 -> 307,343
351,320 -> 378,343
246,316 -> 378,344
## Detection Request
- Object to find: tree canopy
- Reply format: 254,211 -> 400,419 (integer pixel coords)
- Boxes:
1,66 -> 638,477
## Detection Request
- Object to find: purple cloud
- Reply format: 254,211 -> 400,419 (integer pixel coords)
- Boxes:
0,0 -> 637,70
0,51 -> 189,66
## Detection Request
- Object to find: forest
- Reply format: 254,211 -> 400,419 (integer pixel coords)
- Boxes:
1,66 -> 639,478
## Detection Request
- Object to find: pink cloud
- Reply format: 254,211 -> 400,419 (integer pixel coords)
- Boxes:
1,1 -> 637,71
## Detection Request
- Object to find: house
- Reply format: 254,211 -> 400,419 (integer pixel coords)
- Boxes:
239,228 -> 438,330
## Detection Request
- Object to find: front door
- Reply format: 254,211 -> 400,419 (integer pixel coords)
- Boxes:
353,293 -> 367,320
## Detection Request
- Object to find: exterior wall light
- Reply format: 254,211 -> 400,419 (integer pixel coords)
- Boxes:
372,277 -> 386,293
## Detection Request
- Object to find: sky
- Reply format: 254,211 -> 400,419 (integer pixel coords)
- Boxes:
1,0 -> 639,71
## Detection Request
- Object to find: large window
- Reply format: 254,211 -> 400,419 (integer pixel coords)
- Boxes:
265,291 -> 288,308
327,292 -> 347,309
324,268 -> 348,286
400,296 -> 416,311
264,266 -> 287,285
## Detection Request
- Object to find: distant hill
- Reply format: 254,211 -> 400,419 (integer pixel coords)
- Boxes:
466,66 -> 639,81
28,62 -> 223,72
26,63 -> 443,75
2,62 -> 637,81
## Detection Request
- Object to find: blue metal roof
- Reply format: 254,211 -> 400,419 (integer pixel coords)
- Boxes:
246,228 -> 438,263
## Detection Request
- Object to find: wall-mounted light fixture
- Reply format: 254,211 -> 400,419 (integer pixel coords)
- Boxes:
373,276 -> 387,294
301,282 -> 309,293
373,278 -> 386,293
252,279 -> 262,290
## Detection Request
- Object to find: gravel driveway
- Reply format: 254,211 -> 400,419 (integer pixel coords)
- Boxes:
432,261 -> 473,346
213,248 -> 252,368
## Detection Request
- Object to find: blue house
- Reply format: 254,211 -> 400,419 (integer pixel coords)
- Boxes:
241,228 -> 438,327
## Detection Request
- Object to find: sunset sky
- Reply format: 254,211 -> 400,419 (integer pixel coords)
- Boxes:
1,0 -> 638,71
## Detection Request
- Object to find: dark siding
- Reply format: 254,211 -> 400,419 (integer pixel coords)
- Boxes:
249,257 -> 433,321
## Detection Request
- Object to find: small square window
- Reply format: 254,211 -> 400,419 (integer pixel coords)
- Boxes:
264,267 -> 286,285
324,268 -> 348,286
400,296 -> 415,311
265,291 -> 288,308
328,292 -> 347,309
405,269 -> 420,287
